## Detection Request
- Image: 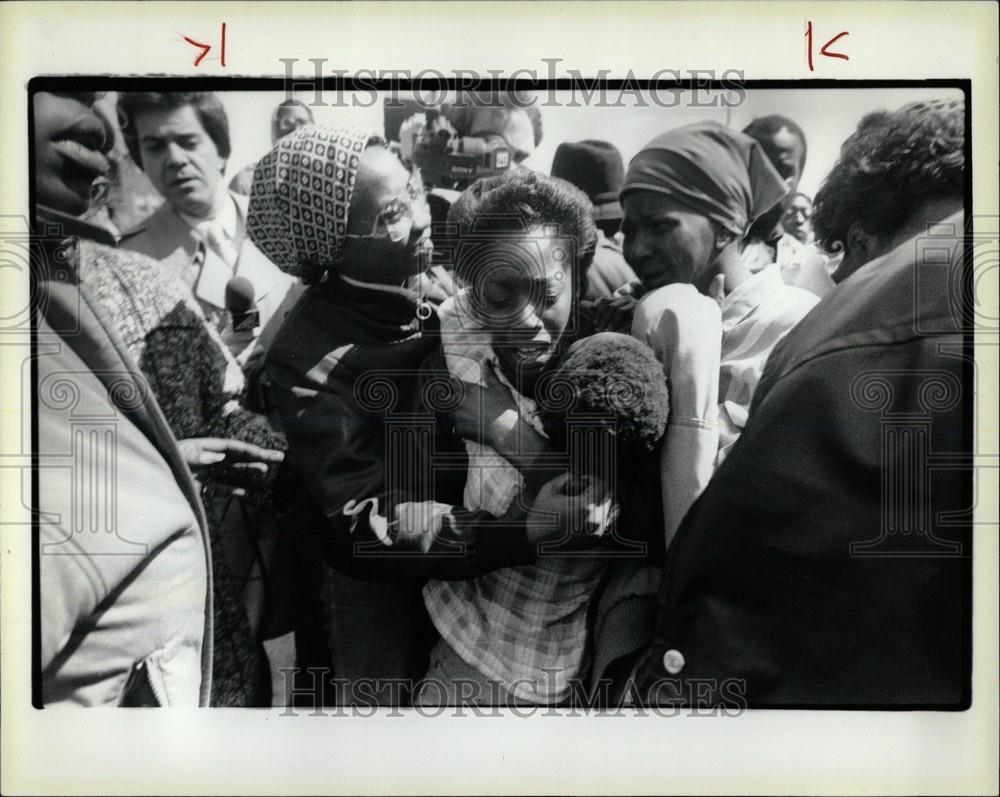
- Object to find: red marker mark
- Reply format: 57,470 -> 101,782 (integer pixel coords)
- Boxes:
820,30 -> 849,61
182,22 -> 227,67
182,33 -> 212,67
806,21 -> 850,72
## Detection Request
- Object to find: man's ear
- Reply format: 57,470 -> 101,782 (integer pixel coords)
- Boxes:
846,221 -> 877,262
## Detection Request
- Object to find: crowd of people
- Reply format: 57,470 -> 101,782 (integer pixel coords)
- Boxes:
34,88 -> 968,708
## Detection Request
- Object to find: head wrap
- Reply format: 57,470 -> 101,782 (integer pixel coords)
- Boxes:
621,121 -> 788,237
247,124 -> 385,282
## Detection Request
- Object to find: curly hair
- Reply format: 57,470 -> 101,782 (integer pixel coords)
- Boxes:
811,98 -> 965,252
538,332 -> 668,543
447,169 -> 597,298
118,91 -> 231,170
538,332 -> 668,455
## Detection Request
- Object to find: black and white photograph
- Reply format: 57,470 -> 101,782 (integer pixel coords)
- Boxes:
1,2 -> 997,795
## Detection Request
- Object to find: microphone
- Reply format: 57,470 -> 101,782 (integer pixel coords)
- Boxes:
225,275 -> 258,331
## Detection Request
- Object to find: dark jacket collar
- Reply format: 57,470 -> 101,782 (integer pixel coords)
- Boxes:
317,273 -> 432,337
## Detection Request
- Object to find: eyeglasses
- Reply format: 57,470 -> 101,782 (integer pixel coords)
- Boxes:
345,165 -> 429,243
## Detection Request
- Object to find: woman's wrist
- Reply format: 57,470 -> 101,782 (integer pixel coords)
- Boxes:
669,416 -> 717,430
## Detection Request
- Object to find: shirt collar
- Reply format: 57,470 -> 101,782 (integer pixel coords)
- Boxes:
483,348 -> 545,434
178,188 -> 242,239
720,263 -> 785,331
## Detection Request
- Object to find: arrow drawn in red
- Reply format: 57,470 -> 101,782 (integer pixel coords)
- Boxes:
820,30 -> 850,61
806,22 -> 850,71
182,23 -> 226,67
182,34 -> 212,66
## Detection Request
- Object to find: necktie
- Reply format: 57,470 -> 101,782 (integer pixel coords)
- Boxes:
198,220 -> 240,270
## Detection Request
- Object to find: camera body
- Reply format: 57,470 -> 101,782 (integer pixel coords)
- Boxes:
402,111 -> 512,190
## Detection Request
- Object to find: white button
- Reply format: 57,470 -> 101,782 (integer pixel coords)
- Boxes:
662,649 -> 685,675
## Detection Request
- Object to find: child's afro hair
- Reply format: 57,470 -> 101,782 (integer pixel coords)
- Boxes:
537,332 -> 669,453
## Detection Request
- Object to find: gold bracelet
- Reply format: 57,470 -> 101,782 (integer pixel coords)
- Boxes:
669,416 -> 717,430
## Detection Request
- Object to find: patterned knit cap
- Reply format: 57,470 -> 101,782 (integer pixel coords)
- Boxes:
247,124 -> 385,282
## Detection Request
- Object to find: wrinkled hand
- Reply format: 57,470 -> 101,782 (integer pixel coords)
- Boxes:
708,274 -> 727,306
526,473 -> 619,548
219,322 -> 256,360
411,265 -> 457,306
583,293 -> 639,333
178,437 -> 285,478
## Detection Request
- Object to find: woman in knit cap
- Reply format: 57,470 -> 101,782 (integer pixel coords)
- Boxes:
248,125 -> 577,705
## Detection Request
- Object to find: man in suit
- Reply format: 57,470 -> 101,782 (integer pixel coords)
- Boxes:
632,97 -> 970,708
117,91 -> 294,358
115,92 -> 305,701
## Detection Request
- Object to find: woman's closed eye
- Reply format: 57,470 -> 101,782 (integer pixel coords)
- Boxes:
482,282 -> 516,310
377,199 -> 408,226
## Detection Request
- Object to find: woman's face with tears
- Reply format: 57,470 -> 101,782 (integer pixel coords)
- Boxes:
621,190 -> 725,293
470,227 -> 575,389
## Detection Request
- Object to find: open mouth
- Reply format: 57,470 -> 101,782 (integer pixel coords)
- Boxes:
635,262 -> 673,289
170,175 -> 199,189
511,342 -> 553,362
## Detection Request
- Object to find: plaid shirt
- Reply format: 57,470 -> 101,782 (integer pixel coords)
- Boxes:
422,293 -> 607,704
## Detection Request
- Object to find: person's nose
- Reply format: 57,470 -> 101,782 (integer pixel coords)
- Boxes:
408,197 -> 431,243
164,141 -> 188,169
623,230 -> 652,270
512,303 -> 546,338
